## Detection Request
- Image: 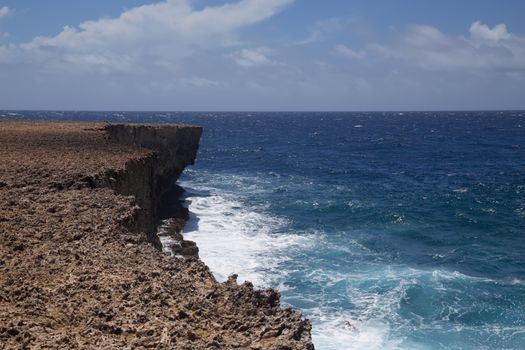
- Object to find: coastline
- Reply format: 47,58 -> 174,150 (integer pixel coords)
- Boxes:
0,120 -> 314,349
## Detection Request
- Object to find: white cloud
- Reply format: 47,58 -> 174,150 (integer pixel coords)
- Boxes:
402,25 -> 452,49
335,44 -> 365,59
0,0 -> 294,72
229,47 -> 282,67
470,21 -> 510,42
366,22 -> 525,72
295,17 -> 347,45
295,16 -> 365,46
180,77 -> 223,88
0,6 -> 10,19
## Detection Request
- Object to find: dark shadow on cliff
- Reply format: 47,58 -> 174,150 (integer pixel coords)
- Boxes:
159,184 -> 189,221
158,185 -> 209,233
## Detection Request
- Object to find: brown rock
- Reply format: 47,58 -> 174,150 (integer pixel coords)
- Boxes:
0,120 -> 314,350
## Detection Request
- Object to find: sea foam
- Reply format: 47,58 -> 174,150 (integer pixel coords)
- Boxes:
180,179 -> 311,288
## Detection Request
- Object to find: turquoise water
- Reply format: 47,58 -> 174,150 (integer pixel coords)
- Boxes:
5,111 -> 525,349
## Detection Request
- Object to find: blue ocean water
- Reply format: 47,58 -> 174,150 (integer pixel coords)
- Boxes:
4,111 -> 525,349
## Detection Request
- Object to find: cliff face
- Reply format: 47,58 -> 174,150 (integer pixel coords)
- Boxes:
100,124 -> 202,247
0,120 -> 314,350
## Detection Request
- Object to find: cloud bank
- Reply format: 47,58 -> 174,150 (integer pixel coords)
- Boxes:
351,21 -> 525,72
0,0 -> 293,72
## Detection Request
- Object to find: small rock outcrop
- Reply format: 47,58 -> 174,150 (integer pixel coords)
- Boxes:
0,120 -> 314,349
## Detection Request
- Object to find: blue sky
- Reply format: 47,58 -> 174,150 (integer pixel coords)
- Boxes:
1,0 -> 524,111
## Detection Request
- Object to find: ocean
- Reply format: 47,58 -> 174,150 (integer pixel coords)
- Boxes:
4,110 -> 525,349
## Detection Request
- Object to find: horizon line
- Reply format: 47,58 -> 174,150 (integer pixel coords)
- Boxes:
2,109 -> 525,114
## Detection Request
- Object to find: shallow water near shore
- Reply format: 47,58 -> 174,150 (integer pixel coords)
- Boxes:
5,110 -> 525,349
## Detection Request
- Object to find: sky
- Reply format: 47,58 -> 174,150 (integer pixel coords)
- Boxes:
1,0 -> 525,111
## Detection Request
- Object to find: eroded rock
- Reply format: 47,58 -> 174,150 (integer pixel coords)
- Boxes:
0,120 -> 314,349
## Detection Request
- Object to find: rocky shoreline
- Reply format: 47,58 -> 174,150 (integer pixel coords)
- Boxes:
0,120 -> 314,349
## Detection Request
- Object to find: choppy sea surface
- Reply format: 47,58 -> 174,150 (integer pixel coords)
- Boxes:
4,110 -> 525,350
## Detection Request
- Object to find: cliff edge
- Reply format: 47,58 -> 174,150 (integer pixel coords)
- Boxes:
0,120 -> 314,349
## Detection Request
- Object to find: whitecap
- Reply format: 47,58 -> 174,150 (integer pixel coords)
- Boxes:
179,182 -> 312,288
311,311 -> 403,350
347,200 -> 365,208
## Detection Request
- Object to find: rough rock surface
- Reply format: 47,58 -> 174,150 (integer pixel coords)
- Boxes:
0,121 -> 314,349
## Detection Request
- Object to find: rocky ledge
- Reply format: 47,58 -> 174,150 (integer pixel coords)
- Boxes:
0,120 -> 314,349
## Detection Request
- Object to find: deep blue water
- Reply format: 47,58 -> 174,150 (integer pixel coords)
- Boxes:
3,111 -> 525,349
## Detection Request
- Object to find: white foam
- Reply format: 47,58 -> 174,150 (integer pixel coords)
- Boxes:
311,312 -> 403,350
282,272 -> 410,350
157,218 -> 182,257
306,265 -> 508,350
510,278 -> 525,285
159,234 -> 176,256
177,172 -> 518,350
180,183 -> 311,288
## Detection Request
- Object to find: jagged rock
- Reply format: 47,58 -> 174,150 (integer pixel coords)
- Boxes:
0,120 -> 314,350
170,240 -> 199,258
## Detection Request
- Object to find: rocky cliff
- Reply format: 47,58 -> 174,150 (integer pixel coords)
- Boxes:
0,120 -> 314,349
87,124 -> 202,248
